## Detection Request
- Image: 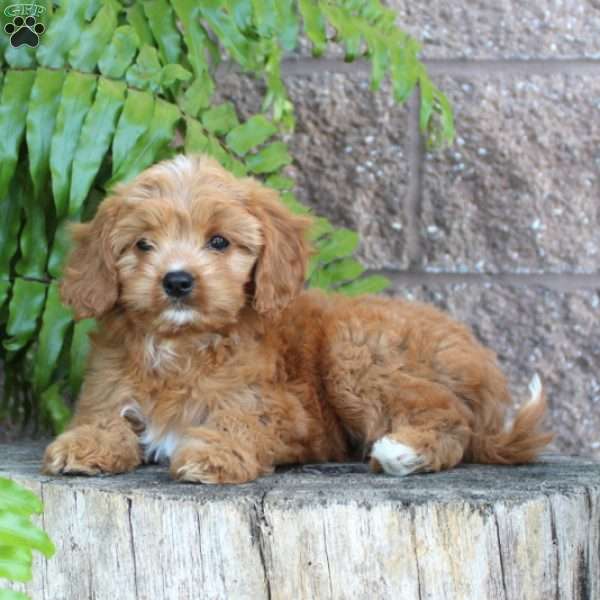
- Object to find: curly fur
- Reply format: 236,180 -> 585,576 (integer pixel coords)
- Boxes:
43,154 -> 553,483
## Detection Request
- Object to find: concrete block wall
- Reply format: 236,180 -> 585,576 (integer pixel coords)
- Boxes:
220,2 -> 600,458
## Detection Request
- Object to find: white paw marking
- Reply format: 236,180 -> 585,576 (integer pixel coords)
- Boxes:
371,437 -> 425,477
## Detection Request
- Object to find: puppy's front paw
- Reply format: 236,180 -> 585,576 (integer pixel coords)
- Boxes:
170,440 -> 268,484
43,425 -> 141,476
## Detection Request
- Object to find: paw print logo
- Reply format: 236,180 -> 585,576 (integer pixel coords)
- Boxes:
4,15 -> 45,48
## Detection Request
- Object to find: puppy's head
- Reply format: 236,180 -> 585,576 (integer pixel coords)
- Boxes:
60,155 -> 311,330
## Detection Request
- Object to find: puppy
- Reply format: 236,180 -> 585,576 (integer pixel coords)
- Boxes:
43,155 -> 552,483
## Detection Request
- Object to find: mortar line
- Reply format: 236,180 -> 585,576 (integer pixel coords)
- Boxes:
425,58 -> 600,77
276,57 -> 600,77
364,269 -> 600,292
405,90 -> 424,267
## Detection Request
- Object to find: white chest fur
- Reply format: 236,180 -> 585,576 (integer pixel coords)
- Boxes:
121,403 -> 181,464
139,428 -> 181,463
143,335 -> 180,372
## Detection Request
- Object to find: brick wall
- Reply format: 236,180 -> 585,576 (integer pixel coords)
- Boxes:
221,2 -> 600,457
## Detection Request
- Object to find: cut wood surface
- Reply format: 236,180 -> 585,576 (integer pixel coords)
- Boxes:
2,443 -> 599,600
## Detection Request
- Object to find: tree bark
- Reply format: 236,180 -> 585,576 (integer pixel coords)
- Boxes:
2,443 -> 599,600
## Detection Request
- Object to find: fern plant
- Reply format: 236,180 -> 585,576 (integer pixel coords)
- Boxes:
0,0 -> 453,433
0,477 -> 55,599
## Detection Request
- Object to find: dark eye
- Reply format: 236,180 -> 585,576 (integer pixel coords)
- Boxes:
136,239 -> 153,252
208,235 -> 230,251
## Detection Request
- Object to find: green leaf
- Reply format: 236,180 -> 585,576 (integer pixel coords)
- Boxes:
186,126 -> 246,174
369,36 -> 388,92
184,117 -> 209,153
201,103 -> 239,136
265,174 -> 295,191
252,0 -> 277,37
310,257 -> 364,289
180,77 -> 214,118
308,217 -> 334,241
26,68 -> 66,201
98,26 -> 140,79
228,157 -> 248,177
109,98 -> 180,185
36,0 -> 88,68
14,175 -> 46,279
262,42 -> 287,123
0,24 -> 7,68
160,64 -> 192,88
390,44 -> 419,103
40,383 -> 71,434
112,89 -> 155,177
125,45 -> 163,93
84,0 -> 103,21
321,4 -> 361,61
246,141 -> 292,174
338,274 -> 390,296
0,510 -> 55,558
279,191 -> 310,215
50,72 -> 97,220
47,221 -> 70,278
206,139 -> 231,167
69,77 -> 126,217
0,281 -> 9,310
0,175 -> 23,279
308,269 -> 332,290
19,68 -> 66,277
69,319 -> 95,394
0,588 -> 30,600
276,0 -> 299,51
298,0 -> 326,56
313,228 -> 359,264
33,282 -> 73,394
126,3 -> 154,48
0,544 -> 32,582
68,1 -> 118,72
143,0 -> 182,65
225,115 -> 277,156
200,2 -> 252,67
419,73 -> 434,134
0,70 -> 35,201
171,0 -> 210,78
4,45 -> 35,70
225,0 -> 252,30
433,89 -> 455,146
0,478 -> 42,516
4,279 -> 47,352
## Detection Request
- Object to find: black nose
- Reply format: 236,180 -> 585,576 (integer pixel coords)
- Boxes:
163,270 -> 194,298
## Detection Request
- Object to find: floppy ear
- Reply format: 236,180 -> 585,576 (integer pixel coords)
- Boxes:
245,181 -> 312,315
60,196 -> 122,320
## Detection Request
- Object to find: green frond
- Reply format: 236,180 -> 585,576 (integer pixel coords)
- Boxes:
0,477 -> 55,595
0,0 -> 451,444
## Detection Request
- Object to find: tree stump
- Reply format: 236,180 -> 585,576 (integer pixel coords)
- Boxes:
2,443 -> 599,600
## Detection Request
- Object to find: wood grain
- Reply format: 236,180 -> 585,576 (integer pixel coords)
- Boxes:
2,444 -> 599,600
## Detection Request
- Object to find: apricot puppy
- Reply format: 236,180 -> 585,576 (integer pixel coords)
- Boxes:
43,155 -> 552,483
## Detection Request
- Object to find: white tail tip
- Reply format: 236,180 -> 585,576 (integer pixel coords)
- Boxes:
527,373 -> 543,405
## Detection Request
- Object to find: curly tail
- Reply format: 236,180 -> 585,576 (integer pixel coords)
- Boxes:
468,374 -> 554,464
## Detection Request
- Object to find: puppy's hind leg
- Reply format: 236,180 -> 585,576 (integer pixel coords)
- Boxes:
370,376 -> 473,477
